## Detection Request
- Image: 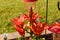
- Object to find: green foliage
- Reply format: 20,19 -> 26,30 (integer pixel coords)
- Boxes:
0,0 -> 60,34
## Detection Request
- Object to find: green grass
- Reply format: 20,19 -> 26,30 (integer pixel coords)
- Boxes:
0,0 -> 60,34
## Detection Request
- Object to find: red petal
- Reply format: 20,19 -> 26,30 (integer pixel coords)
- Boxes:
11,18 -> 21,26
14,25 -> 25,36
22,14 -> 29,20
31,22 -> 46,35
11,14 -> 25,26
32,13 -> 38,21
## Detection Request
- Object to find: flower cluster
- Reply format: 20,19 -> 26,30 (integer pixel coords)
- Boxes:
11,0 -> 60,37
11,10 -> 47,36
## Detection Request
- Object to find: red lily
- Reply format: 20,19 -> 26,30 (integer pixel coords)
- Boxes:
24,0 -> 37,2
11,14 -> 28,27
11,17 -> 24,27
11,14 -> 28,36
48,22 -> 60,34
13,24 -> 25,36
27,11 -> 46,35
32,22 -> 44,35
27,10 -> 48,35
26,7 -> 46,35
27,22 -> 47,35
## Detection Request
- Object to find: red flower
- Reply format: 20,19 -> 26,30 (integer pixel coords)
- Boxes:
24,0 -> 37,2
13,24 -> 25,36
26,11 -> 47,35
11,17 -> 24,27
11,14 -> 29,36
48,22 -> 60,34
27,22 -> 47,35
11,14 -> 28,27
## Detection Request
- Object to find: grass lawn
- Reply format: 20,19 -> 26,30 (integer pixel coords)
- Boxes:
0,0 -> 60,34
